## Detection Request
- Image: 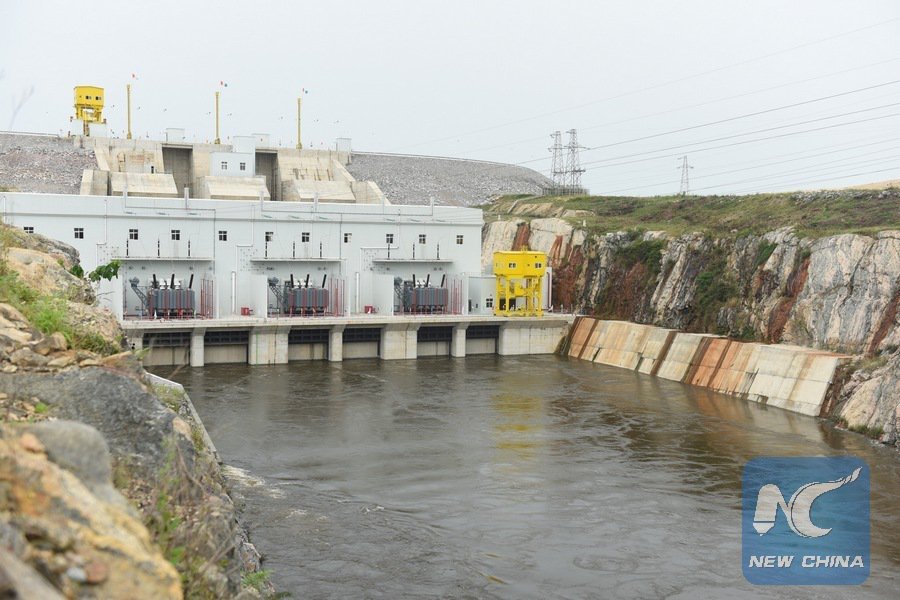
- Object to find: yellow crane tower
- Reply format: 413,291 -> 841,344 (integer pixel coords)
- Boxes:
493,250 -> 547,317
73,85 -> 105,136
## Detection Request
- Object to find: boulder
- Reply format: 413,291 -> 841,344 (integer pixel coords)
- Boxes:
0,425 -> 182,599
4,247 -> 91,303
836,353 -> 900,444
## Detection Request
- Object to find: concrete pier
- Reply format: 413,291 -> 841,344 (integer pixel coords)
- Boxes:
125,314 -> 573,367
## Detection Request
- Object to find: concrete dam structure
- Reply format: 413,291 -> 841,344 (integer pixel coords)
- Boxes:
568,317 -> 850,417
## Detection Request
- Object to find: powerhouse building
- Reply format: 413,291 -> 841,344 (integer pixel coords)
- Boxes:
1,191 -> 485,319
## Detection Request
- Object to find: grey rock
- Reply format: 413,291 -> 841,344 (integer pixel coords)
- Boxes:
836,353 -> 900,444
24,421 -> 132,510
0,550 -> 66,600
0,133 -> 95,195
0,369 -> 189,479
31,332 -> 68,356
346,152 -> 551,206
9,347 -> 49,367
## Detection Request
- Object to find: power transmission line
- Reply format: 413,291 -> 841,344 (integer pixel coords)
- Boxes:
594,139 -> 900,194
435,87 -> 900,185
728,165 -> 900,195
454,56 -> 900,157
582,79 -> 900,153
577,106 -> 900,169
386,16 -> 900,152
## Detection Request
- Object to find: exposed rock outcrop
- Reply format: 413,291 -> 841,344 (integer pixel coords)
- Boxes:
483,215 -> 900,444
0,423 -> 182,599
834,353 -> 900,445
1,225 -> 268,598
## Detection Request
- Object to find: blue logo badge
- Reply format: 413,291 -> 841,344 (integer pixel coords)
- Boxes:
742,456 -> 869,585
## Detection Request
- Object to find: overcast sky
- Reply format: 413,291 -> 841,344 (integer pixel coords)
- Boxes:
2,0 -> 899,196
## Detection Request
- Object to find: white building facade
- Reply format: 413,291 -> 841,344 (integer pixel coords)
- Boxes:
2,192 -> 483,320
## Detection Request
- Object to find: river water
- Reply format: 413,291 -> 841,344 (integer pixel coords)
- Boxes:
166,356 -> 899,599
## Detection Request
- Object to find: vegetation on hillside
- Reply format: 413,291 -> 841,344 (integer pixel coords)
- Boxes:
487,188 -> 900,238
0,224 -> 120,354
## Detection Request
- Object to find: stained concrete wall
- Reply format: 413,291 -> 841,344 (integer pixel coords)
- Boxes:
79,169 -> 109,196
568,318 -> 849,417
343,341 -> 379,359
197,176 -> 270,200
110,172 -> 178,198
498,322 -> 568,355
206,345 -> 248,364
288,344 -> 327,361
162,146 -> 193,197
418,341 -> 450,357
465,338 -> 496,355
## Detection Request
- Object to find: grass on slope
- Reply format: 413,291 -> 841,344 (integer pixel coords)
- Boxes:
487,190 -> 900,238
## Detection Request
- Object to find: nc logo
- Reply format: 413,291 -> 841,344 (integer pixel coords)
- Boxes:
752,467 -> 862,538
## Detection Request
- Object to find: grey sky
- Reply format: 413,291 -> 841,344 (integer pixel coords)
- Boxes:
2,0 -> 899,196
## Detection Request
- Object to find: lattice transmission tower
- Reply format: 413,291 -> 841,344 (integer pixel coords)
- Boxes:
565,129 -> 585,190
548,131 -> 565,188
678,155 -> 693,196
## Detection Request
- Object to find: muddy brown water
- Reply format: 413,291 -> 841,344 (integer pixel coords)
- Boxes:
163,355 -> 899,599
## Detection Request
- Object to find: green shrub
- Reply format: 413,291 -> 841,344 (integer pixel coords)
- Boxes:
755,240 -> 777,267
615,238 -> 666,277
242,570 -> 272,592
88,259 -> 120,282
692,253 -> 738,331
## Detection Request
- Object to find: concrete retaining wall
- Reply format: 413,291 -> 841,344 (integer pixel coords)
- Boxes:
568,318 -> 849,417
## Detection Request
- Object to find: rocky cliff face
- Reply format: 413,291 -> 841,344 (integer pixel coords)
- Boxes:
0,227 -> 268,598
483,213 -> 900,445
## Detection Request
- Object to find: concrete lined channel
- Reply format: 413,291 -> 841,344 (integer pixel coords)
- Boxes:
165,355 -> 900,599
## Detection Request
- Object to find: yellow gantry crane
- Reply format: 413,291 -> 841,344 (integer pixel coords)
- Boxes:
73,85 -> 105,136
493,250 -> 546,317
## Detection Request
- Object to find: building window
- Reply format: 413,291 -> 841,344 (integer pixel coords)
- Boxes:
220,161 -> 228,170
23,226 -> 34,234
74,227 -> 84,239
418,234 -> 426,244
535,262 -> 543,269
301,232 -> 310,242
239,162 -> 246,171
218,230 -> 227,241
171,229 -> 181,241
129,228 -> 139,240
486,297 -> 494,308
265,231 -> 274,242
508,262 -> 516,269
386,233 -> 394,244
456,234 -> 464,245
344,232 -> 352,243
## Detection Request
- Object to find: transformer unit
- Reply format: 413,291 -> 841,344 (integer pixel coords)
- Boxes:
268,274 -> 329,316
394,274 -> 449,314
130,274 -> 196,319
